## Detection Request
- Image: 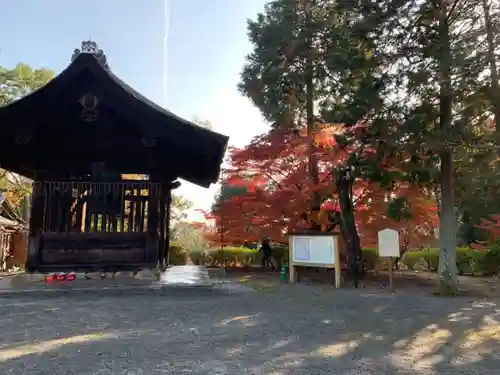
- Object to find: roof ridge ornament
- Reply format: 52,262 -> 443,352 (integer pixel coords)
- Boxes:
71,40 -> 109,69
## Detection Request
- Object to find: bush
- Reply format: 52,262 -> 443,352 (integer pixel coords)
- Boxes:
172,243 -> 500,277
202,246 -> 376,269
169,242 -> 187,265
399,247 -> 500,276
188,249 -> 206,265
205,247 -> 253,266
423,249 -> 439,271
362,248 -> 378,270
273,244 -> 289,265
199,246 -> 390,270
202,245 -> 289,267
456,247 -> 474,275
401,250 -> 424,270
476,246 -> 500,276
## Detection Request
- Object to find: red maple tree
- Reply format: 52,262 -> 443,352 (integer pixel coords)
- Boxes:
203,124 -> 438,248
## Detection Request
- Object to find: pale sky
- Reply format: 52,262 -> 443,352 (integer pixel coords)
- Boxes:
0,0 -> 271,221
181,86 -> 269,220
164,0 -> 271,220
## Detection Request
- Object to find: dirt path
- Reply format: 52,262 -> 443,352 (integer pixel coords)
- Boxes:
226,269 -> 500,298
1,279 -> 499,374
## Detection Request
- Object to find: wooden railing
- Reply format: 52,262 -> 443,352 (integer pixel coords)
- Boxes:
33,181 -> 161,234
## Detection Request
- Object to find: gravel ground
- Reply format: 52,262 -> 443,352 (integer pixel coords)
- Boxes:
0,283 -> 498,375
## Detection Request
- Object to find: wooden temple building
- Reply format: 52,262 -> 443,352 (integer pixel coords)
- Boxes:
0,41 -> 229,273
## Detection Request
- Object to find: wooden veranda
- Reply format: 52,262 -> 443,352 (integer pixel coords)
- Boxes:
0,41 -> 229,273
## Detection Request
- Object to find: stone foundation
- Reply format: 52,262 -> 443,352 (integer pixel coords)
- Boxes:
1,268 -> 164,287
134,268 -> 161,281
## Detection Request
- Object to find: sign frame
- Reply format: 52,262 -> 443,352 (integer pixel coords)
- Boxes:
288,232 -> 341,288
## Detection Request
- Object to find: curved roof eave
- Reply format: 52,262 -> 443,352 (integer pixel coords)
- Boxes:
83,56 -> 229,147
0,52 -> 229,187
0,56 -> 87,121
0,54 -> 226,144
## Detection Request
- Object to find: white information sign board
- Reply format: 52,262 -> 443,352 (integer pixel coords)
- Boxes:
293,237 -> 311,261
288,233 -> 341,288
291,235 -> 336,265
377,228 -> 400,257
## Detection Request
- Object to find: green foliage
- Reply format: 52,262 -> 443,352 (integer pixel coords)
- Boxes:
169,242 -> 210,266
400,251 -> 423,271
455,153 -> 500,245
477,244 -> 500,276
239,0 -> 336,127
212,183 -> 248,212
167,243 -> 500,277
387,197 -> 413,222
0,63 -> 54,106
171,221 -> 209,251
361,248 -> 379,270
170,245 -> 372,270
188,249 -> 206,265
170,195 -> 193,223
169,246 -> 289,267
207,248 -> 257,267
206,246 -> 289,267
401,247 -> 500,276
168,242 -> 187,265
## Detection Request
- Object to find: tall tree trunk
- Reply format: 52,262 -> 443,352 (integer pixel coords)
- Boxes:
337,170 -> 362,288
305,1 -> 321,231
438,153 -> 458,292
436,0 -> 459,294
482,0 -> 500,134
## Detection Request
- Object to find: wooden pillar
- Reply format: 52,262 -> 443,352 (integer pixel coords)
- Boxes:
149,176 -> 177,270
164,186 -> 172,267
26,177 -> 45,272
146,180 -> 159,268
158,183 -> 166,270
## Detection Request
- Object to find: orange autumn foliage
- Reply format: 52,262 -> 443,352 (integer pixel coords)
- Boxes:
204,124 -> 438,247
356,186 -> 439,249
477,214 -> 500,244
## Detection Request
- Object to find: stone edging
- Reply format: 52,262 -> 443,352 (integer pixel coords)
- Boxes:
2,268 -> 162,287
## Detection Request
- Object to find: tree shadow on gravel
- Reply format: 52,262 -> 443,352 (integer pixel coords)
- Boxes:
206,286 -> 500,374
0,284 -> 499,374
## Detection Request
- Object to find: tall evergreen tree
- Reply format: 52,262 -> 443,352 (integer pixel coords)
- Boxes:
240,0 -> 339,230
384,0 -> 491,293
241,0 -> 500,292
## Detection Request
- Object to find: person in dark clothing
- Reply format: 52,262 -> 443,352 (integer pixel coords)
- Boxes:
260,238 -> 274,269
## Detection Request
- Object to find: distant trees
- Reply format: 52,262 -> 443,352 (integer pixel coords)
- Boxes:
171,221 -> 210,251
0,63 -> 53,105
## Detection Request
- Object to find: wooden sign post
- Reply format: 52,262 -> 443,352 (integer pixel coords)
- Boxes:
377,228 -> 400,293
